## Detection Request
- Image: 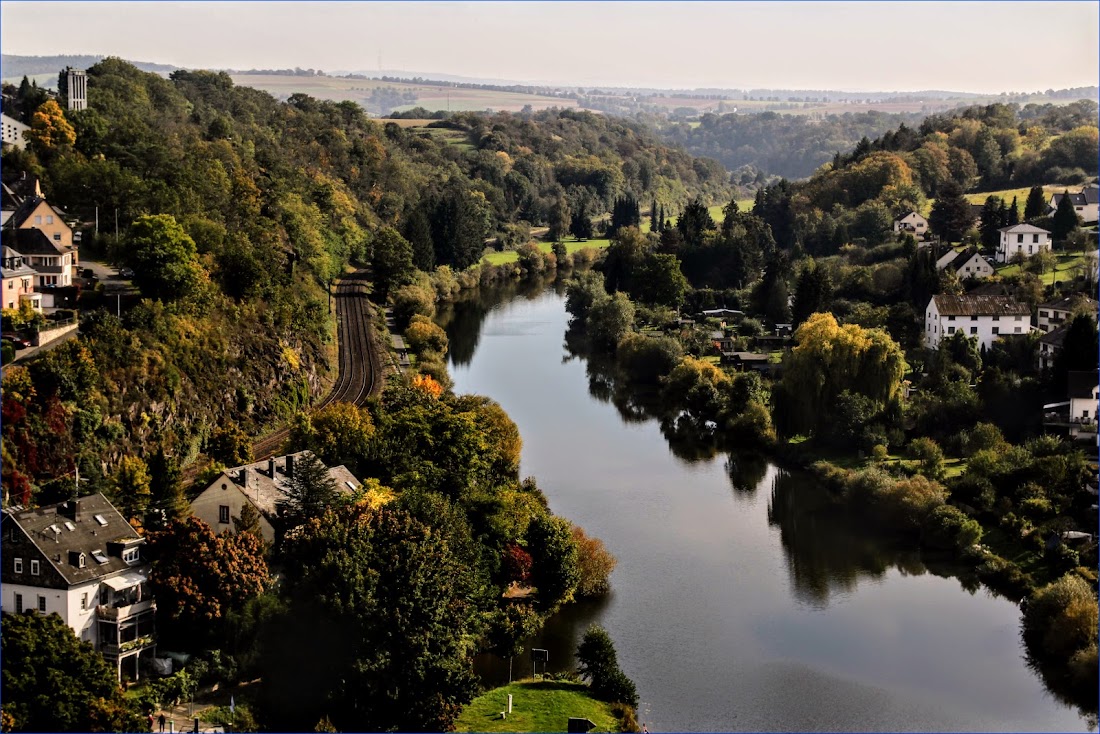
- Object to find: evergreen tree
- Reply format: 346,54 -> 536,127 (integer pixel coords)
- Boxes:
792,260 -> 833,326
928,181 -> 973,243
979,196 -> 1005,251
676,197 -> 715,248
650,197 -> 658,232
1052,192 -> 1080,241
549,194 -> 571,243
570,207 -> 593,240
402,206 -> 435,271
1024,186 -> 1048,220
1008,196 -> 1020,225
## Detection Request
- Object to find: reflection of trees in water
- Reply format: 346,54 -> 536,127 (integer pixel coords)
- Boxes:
766,469 -> 926,608
725,451 -> 769,495
437,275 -> 556,367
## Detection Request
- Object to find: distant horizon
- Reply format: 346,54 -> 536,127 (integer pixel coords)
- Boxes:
2,2 -> 1097,94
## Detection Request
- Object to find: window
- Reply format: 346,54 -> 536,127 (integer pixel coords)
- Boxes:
948,327 -> 956,334
1017,234 -> 1023,243
45,215 -> 53,224
993,316 -> 1000,321
1084,410 -> 1091,419
1033,234 -> 1039,243
947,315 -> 955,321
1015,316 -> 1023,321
1028,245 -> 1033,254
970,327 -> 977,334
971,316 -> 978,321
33,215 -> 41,225
93,514 -> 108,527
52,234 -> 60,241
123,548 -> 139,564
78,553 -> 86,568
13,558 -> 22,573
37,596 -> 46,613
992,327 -> 999,335
81,593 -> 88,611
1015,327 -> 1022,333
30,560 -> 39,576
6,281 -> 10,290
218,505 -> 230,524
14,594 -> 22,613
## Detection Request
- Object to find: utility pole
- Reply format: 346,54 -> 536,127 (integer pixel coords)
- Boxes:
115,208 -> 119,241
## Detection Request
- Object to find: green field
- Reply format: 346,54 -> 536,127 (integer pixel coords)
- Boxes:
994,247 -> 1094,285
229,74 -> 579,114
454,680 -> 621,734
482,238 -> 610,266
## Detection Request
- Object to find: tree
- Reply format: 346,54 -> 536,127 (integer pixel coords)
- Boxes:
147,444 -> 186,522
527,514 -> 580,611
110,455 -> 151,521
908,437 -> 945,480
1053,312 -> 1098,377
632,253 -> 688,308
1008,195 -> 1020,225
572,525 -> 617,597
370,226 -> 415,299
233,502 -> 264,540
146,517 -> 269,647
928,182 -> 973,243
576,625 -> 639,708
294,402 -> 375,470
1,612 -> 145,732
586,292 -> 635,352
276,452 -> 341,530
549,195 -> 571,243
26,99 -> 75,154
778,313 -> 905,438
1024,186 -> 1048,221
257,503 -> 483,732
570,207 -> 594,241
676,197 -> 715,248
1051,191 -> 1080,241
126,214 -> 206,300
403,206 -> 436,271
979,196 -> 1006,251
791,259 -> 833,326
206,422 -> 252,467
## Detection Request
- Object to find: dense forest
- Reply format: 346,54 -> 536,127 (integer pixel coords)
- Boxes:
0,58 -> 729,508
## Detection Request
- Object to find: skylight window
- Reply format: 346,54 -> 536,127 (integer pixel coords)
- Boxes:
91,550 -> 109,564
64,522 -> 75,531
93,514 -> 108,527
345,481 -> 356,490
48,524 -> 60,534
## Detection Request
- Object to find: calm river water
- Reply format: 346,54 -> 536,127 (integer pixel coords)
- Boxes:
438,278 -> 1093,732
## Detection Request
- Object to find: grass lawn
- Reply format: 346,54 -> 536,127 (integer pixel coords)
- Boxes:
454,679 -> 621,733
994,248 -> 1093,285
482,238 -> 611,265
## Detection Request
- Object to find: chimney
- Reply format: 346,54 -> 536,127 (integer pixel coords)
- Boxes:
57,500 -> 78,522
239,467 -> 248,486
268,457 -> 276,478
286,454 -> 295,478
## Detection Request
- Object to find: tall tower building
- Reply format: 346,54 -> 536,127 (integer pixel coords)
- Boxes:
66,69 -> 87,111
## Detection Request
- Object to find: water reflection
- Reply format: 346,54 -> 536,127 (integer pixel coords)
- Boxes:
436,275 -> 557,366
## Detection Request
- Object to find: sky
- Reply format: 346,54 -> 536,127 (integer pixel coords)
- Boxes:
2,1 -> 1098,93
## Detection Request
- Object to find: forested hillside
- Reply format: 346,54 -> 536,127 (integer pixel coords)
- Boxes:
651,99 -> 1098,184
0,58 -> 729,508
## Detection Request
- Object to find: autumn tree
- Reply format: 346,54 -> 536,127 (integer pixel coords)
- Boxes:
292,402 -> 374,471
1,612 -> 144,733
146,516 -> 269,649
109,455 -> 151,521
778,313 -> 905,438
206,422 -> 253,467
572,525 -> 617,597
26,99 -> 75,154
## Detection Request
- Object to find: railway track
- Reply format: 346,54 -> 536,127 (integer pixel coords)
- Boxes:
182,269 -> 381,482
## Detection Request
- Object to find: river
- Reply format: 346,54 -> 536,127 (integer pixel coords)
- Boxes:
437,278 -> 1093,732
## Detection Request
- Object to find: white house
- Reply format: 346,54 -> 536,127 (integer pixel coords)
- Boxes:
190,451 -> 361,543
1,228 -> 75,288
1,112 -> 29,150
1038,324 -> 1066,371
1048,185 -> 1099,225
936,247 -> 995,279
1,494 -> 156,681
925,294 -> 1031,351
1038,295 -> 1096,333
997,223 -> 1051,263
1068,371 -> 1099,424
892,211 -> 928,237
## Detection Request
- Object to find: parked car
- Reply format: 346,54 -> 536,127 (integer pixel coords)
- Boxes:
118,267 -> 134,278
2,335 -> 32,349
81,268 -> 96,279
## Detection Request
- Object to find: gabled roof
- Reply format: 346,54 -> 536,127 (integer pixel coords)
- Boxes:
1068,371 -> 1098,400
998,223 -> 1050,235
1083,184 -> 1099,205
1,227 -> 70,256
1040,295 -> 1096,312
894,211 -> 924,222
1,493 -> 144,587
946,247 -> 990,274
213,451 -> 361,520
1051,191 -> 1088,207
931,294 -> 1031,317
966,282 -> 1012,296
2,245 -> 36,278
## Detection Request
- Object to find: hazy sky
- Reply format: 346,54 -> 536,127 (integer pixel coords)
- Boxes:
2,1 -> 1097,92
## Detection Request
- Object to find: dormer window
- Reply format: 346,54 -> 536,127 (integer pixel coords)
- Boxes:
78,553 -> 86,568
123,548 -> 139,564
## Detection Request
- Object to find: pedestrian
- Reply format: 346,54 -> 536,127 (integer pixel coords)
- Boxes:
147,713 -> 155,731
642,724 -> 649,734
158,713 -> 167,733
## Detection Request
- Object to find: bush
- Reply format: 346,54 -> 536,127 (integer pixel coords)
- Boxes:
616,332 -> 682,384
976,555 -> 1033,600
1023,574 -> 1098,660
392,284 -> 435,326
922,504 -> 982,551
594,667 -> 639,708
908,437 -> 945,480
572,525 -> 617,598
405,315 -> 448,356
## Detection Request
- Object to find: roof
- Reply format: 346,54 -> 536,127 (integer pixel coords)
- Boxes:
1051,191 -> 1088,208
945,248 -> 989,274
1040,295 -> 1095,312
1039,324 -> 1068,348
998,223 -> 1050,235
966,282 -> 1012,296
1068,371 -> 1098,400
2,245 -> 36,278
1,493 -> 144,587
1084,184 -> 1099,205
215,451 -> 361,519
930,294 -> 1031,317
1,227 -> 71,256
722,351 -> 770,361
894,211 -> 924,222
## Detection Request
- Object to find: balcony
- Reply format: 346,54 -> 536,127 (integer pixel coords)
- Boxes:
96,599 -> 155,621
101,634 -> 156,658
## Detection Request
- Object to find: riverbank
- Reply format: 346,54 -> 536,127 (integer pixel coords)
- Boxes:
454,679 -> 632,733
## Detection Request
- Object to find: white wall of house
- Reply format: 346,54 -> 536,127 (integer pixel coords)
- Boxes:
63,580 -> 102,645
997,229 -> 1051,263
191,473 -> 276,542
1,113 -> 28,150
893,212 -> 928,233
1070,388 -> 1099,421
1039,307 -> 1074,333
2,579 -> 102,645
954,253 -> 994,279
925,302 -> 1029,350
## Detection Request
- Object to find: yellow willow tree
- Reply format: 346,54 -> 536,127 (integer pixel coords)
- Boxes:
27,99 -> 76,153
779,312 -> 905,438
